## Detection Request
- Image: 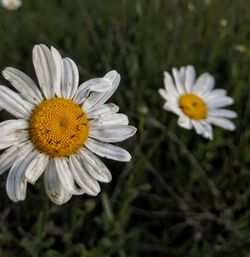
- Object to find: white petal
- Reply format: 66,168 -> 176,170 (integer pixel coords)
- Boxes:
69,154 -> 100,196
79,148 -> 112,183
0,86 -> 33,118
207,96 -> 234,109
51,46 -> 63,97
0,131 -> 29,150
200,121 -> 214,140
0,119 -> 28,134
192,120 -> 205,135
192,120 -> 214,139
208,109 -> 237,118
0,141 -> 33,175
203,89 -> 227,100
185,65 -> 196,92
85,138 -> 131,162
159,88 -> 178,105
25,151 -> 49,184
104,70 -> 120,93
44,160 -> 72,205
179,67 -> 186,82
207,116 -> 236,131
6,150 -> 38,202
90,113 -> 128,126
82,70 -> 120,112
86,103 -> 119,119
192,73 -> 215,95
177,115 -> 192,130
74,78 -> 112,105
89,125 -> 137,143
163,102 -> 182,115
172,68 -> 185,94
61,58 -> 79,99
32,44 -> 56,99
159,88 -> 168,100
54,158 -> 84,195
0,119 -> 29,149
2,67 -> 43,105
163,71 -> 179,98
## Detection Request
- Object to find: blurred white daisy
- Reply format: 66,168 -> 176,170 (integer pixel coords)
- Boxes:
1,0 -> 22,10
0,44 -> 136,204
159,65 -> 237,140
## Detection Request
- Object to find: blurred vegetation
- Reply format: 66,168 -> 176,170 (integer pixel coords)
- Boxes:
0,0 -> 250,256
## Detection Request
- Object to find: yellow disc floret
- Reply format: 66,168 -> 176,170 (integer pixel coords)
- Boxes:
179,93 -> 207,120
29,98 -> 89,157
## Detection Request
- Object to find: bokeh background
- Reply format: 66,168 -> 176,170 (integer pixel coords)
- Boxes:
0,0 -> 249,256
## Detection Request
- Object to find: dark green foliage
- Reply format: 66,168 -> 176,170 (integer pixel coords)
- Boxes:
0,0 -> 250,256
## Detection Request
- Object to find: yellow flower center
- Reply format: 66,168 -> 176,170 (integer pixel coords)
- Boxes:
179,93 -> 207,120
29,98 -> 89,157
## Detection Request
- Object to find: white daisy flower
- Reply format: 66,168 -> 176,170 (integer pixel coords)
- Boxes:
159,65 -> 237,140
1,0 -> 22,10
0,44 -> 136,205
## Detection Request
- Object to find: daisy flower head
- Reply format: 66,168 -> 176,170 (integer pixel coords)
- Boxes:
159,65 -> 237,140
0,44 -> 136,205
1,0 -> 22,10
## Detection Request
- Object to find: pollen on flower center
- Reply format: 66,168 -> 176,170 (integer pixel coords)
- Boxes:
29,98 -> 89,157
179,93 -> 207,120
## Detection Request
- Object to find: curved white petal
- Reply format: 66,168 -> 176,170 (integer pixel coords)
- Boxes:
192,120 -> 213,139
6,150 -> 38,202
104,70 -> 121,94
0,131 -> 29,150
172,68 -> 185,94
54,158 -> 84,195
79,148 -> 112,183
0,119 -> 28,134
74,78 -> 112,105
179,67 -> 186,83
200,121 -> 213,140
159,88 -> 178,105
89,125 -> 137,143
192,121 -> 206,136
163,71 -> 179,98
0,86 -> 33,118
203,89 -> 227,100
177,115 -> 192,130
208,109 -> 237,118
69,154 -> 100,196
51,46 -> 63,97
0,141 -> 33,175
89,113 -> 128,126
25,151 -> 49,184
0,119 -> 29,150
185,65 -> 196,92
207,96 -> 234,109
61,58 -> 79,99
159,88 -> 168,100
163,102 -> 182,115
207,116 -> 236,131
192,73 -> 215,95
85,138 -> 131,162
2,67 -> 43,105
32,44 -> 56,99
86,103 -> 119,119
82,70 -> 120,112
44,160 -> 72,205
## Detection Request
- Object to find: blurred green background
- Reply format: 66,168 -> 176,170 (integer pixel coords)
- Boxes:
0,0 -> 249,256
